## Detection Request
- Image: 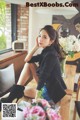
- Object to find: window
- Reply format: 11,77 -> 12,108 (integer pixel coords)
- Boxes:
0,0 -> 17,54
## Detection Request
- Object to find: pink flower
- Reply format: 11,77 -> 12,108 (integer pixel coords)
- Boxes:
23,106 -> 31,118
30,106 -> 46,118
47,108 -> 61,120
40,99 -> 49,107
23,99 -> 61,120
37,98 -> 51,108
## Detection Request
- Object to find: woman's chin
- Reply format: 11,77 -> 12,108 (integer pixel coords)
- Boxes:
39,44 -> 46,48
39,44 -> 43,48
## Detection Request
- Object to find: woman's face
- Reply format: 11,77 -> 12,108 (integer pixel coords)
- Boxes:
38,30 -> 54,48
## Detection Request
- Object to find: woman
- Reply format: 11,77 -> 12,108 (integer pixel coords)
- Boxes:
0,25 -> 72,106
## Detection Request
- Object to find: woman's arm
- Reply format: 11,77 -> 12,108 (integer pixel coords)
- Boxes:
25,37 -> 39,62
25,46 -> 39,62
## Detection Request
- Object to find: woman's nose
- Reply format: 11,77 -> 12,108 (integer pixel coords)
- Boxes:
39,37 -> 43,42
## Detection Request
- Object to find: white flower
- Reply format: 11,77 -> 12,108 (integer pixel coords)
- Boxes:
59,35 -> 80,55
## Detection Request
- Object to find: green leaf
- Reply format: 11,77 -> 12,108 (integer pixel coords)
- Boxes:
68,51 -> 74,58
37,88 -> 44,98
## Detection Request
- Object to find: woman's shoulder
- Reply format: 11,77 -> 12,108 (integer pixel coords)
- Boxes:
45,51 -> 58,59
42,46 -> 58,58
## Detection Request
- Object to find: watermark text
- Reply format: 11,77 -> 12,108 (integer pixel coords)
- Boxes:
26,2 -> 78,7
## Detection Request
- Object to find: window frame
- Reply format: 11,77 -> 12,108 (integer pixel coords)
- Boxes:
0,3 -> 17,54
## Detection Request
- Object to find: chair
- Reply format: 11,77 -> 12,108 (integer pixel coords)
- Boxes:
0,64 -> 15,97
73,76 -> 80,120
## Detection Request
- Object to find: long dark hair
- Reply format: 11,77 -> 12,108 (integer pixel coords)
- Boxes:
40,25 -> 65,61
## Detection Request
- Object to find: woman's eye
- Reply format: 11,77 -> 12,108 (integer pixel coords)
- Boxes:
44,36 -> 47,39
38,35 -> 47,39
38,35 -> 41,37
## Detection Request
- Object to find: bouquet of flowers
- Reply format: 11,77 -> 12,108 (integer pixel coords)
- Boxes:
23,98 -> 61,120
59,35 -> 80,57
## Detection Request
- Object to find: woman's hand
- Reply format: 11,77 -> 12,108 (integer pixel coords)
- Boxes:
35,37 -> 39,48
24,37 -> 39,62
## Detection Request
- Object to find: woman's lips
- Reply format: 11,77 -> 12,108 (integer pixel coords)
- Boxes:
39,43 -> 42,45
